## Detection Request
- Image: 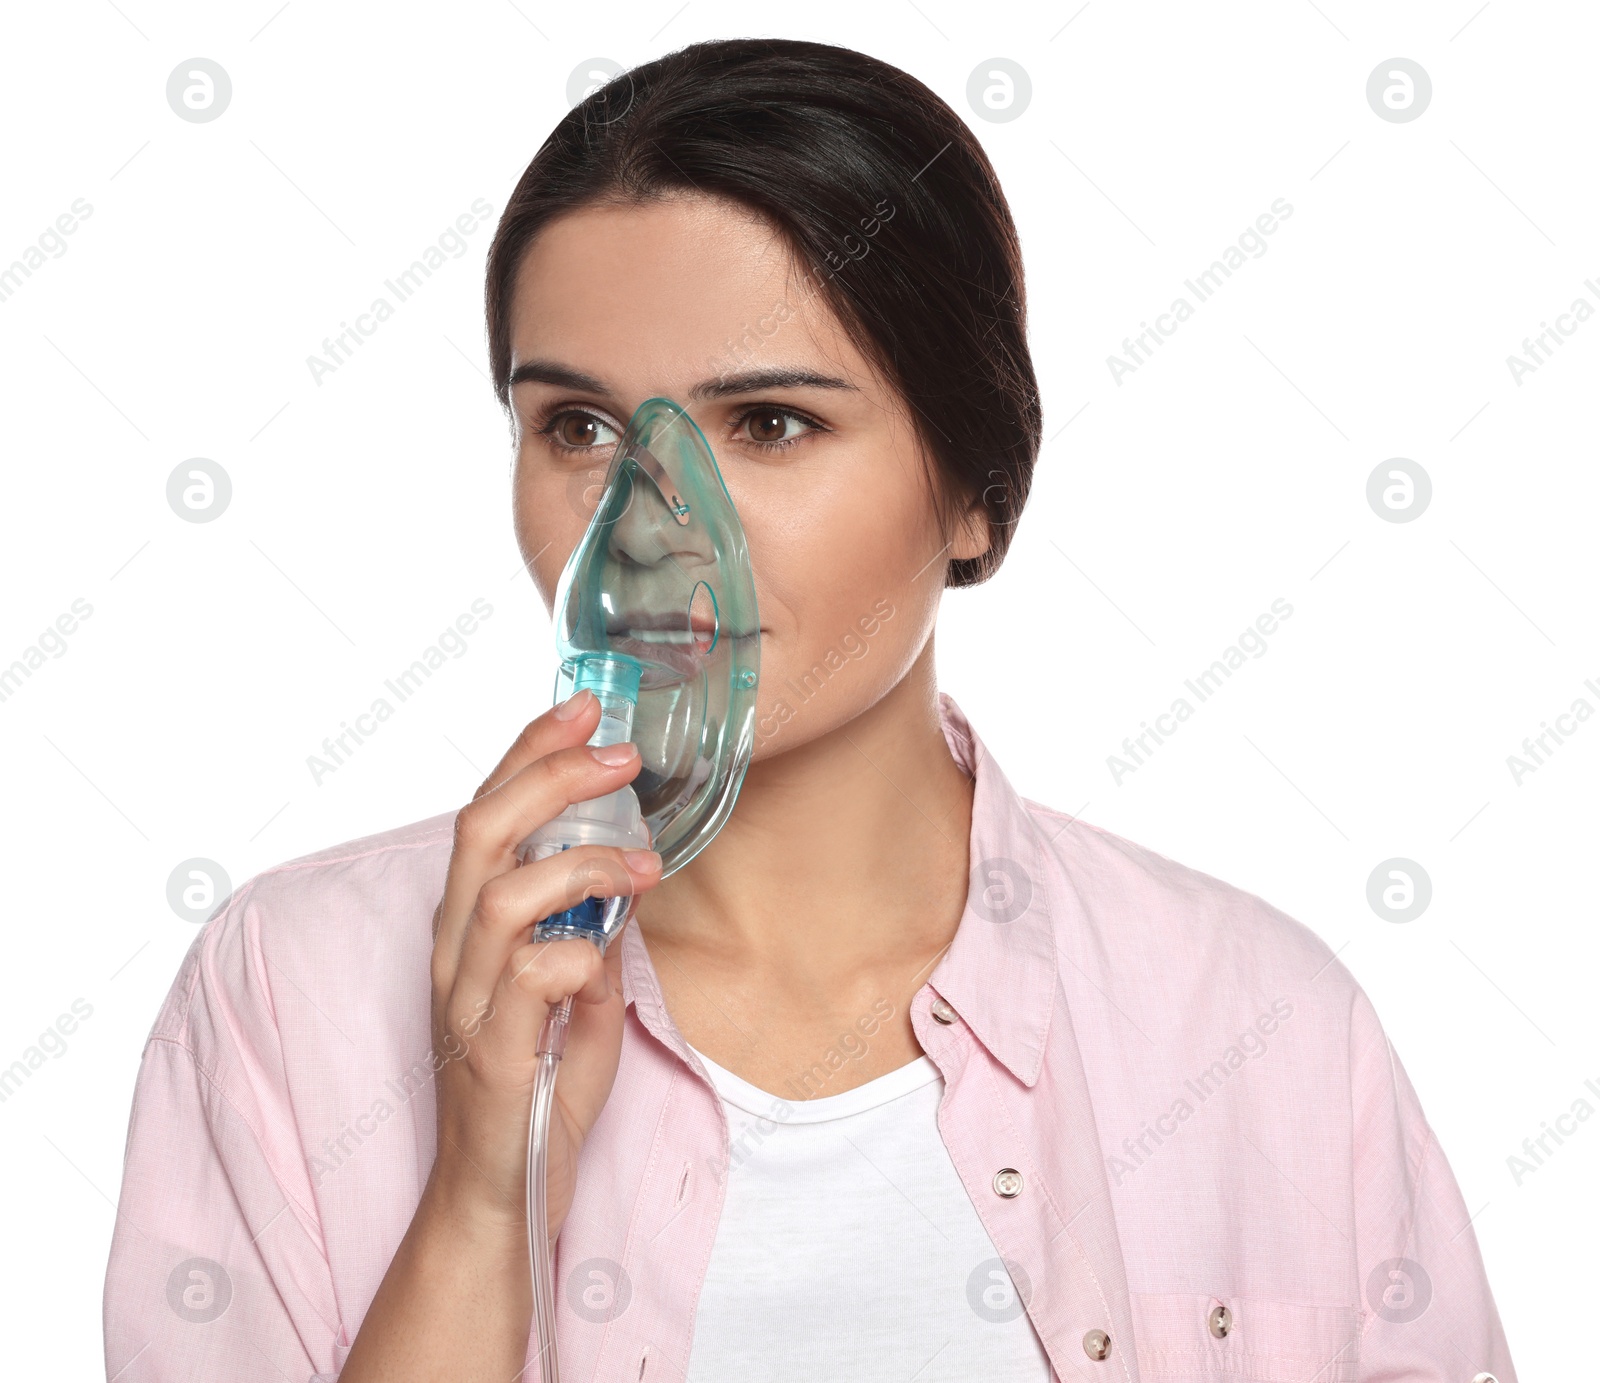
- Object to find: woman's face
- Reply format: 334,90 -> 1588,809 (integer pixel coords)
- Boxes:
506,193 -> 986,759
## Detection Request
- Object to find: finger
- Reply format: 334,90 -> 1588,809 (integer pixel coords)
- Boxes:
453,936 -> 607,1068
561,910 -> 631,1016
453,845 -> 660,1002
431,691 -> 602,980
436,741 -> 646,982
559,934 -> 630,1116
577,922 -> 628,1007
474,740 -> 644,864
505,936 -> 613,1012
450,738 -> 642,892
475,689 -> 600,801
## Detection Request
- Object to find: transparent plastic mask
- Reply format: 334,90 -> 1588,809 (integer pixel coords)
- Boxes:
547,396 -> 760,877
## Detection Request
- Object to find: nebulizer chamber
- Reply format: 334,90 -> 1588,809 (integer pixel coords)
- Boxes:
515,397 -> 759,1383
515,656 -> 647,945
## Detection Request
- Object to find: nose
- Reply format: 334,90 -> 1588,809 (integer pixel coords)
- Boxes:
608,462 -> 717,574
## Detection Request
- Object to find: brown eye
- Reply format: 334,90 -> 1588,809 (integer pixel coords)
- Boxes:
556,413 -> 601,446
745,409 -> 789,444
539,409 -> 619,450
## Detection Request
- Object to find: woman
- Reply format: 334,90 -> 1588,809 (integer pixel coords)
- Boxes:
104,38 -> 1516,1383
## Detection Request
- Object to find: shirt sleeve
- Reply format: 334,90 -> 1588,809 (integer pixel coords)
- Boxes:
103,892 -> 349,1383
1349,985 -> 1517,1382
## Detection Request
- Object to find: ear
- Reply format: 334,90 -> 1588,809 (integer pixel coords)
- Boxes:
949,490 -> 993,563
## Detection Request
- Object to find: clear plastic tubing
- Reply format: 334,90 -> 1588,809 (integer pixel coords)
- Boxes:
520,663 -> 644,1383
527,1004 -> 572,1383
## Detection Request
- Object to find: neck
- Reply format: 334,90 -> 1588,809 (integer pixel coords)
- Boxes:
636,640 -> 975,972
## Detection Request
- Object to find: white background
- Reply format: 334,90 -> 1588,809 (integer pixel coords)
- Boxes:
1,1 -> 1594,1376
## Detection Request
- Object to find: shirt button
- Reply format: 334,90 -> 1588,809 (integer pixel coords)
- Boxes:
1082,1328 -> 1112,1361
930,998 -> 957,1025
1209,1305 -> 1232,1338
992,1167 -> 1023,1198
1471,1375 -> 1500,1383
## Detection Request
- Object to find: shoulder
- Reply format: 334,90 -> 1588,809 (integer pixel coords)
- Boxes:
151,809 -> 457,1059
245,806 -> 459,895
1018,803 -> 1431,1159
1027,801 -> 1336,970
1021,800 -> 1364,1048
116,811 -> 460,1317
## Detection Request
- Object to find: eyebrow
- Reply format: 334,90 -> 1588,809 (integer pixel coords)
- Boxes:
506,359 -> 857,401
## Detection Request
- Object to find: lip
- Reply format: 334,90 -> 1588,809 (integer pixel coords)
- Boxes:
604,609 -> 710,683
608,631 -> 707,683
604,613 -> 759,683
611,610 -> 718,636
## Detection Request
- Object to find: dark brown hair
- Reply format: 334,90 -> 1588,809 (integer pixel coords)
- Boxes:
484,38 -> 1040,587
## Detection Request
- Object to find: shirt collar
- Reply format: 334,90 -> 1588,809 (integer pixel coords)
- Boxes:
922,691 -> 1058,1087
620,692 -> 1060,1087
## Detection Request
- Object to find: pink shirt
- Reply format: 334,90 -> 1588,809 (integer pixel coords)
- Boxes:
103,694 -> 1516,1382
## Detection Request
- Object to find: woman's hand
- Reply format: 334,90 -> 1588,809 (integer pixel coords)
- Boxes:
428,686 -> 661,1238
342,688 -> 660,1383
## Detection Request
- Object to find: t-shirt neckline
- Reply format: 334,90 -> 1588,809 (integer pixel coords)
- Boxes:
687,1042 -> 942,1124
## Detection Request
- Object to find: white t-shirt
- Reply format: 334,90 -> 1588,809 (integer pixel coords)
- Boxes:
683,1043 -> 1054,1382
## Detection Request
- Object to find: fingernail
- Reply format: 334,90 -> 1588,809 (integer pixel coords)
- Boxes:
624,849 -> 660,872
554,689 -> 593,720
591,741 -> 638,766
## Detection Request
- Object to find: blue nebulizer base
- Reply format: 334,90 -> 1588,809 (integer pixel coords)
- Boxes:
530,887 -> 618,946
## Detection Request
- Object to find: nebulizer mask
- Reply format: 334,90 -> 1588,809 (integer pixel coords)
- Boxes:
515,397 -> 759,1383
